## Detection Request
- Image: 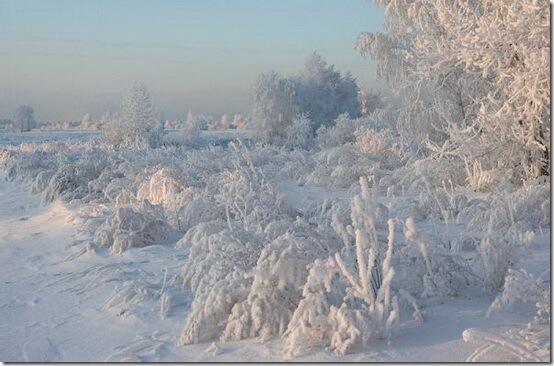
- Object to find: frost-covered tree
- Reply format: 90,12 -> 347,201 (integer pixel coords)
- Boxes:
14,105 -> 36,132
358,89 -> 383,117
296,52 -> 360,128
251,71 -> 299,143
232,113 -> 248,129
251,53 -> 360,144
181,112 -> 202,145
357,0 -> 550,182
80,113 -> 93,129
219,114 -> 231,130
103,82 -> 163,148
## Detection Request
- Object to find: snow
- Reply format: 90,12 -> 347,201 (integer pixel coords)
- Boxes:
0,129 -> 254,148
0,130 -> 101,146
0,5 -> 549,358
0,170 -> 548,361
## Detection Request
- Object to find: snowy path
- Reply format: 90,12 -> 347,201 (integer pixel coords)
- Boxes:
0,178 -> 549,362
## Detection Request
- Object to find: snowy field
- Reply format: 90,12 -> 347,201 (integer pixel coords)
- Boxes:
0,129 -> 550,362
0,2 -> 550,361
0,129 -> 254,147
0,130 -> 101,146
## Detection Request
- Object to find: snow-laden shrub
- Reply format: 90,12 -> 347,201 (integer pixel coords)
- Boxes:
411,183 -> 473,225
284,177 -> 399,357
88,167 -> 125,196
42,159 -> 108,203
306,144 -> 385,189
283,114 -> 313,150
354,127 -> 403,170
4,149 -> 55,183
464,160 -> 508,193
307,116 -> 408,189
94,203 -> 173,255
137,167 -> 190,207
174,196 -> 223,232
476,222 -> 530,291
282,257 -> 341,358
380,157 -> 467,198
276,148 -> 315,183
315,113 -> 357,148
222,229 -> 337,342
178,223 -> 263,344
178,223 -> 262,295
31,169 -> 56,194
180,270 -> 253,345
488,269 -> 549,317
508,181 -> 550,230
400,217 -> 471,298
216,142 -> 289,232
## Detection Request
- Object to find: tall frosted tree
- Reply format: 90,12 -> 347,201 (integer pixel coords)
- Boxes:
357,0 -> 550,181
14,105 -> 36,132
251,53 -> 360,144
296,52 -> 359,128
103,82 -> 162,148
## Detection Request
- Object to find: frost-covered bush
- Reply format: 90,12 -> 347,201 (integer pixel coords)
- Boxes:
508,182 -> 550,230
42,159 -> 109,203
306,144 -> 385,189
282,257 -> 341,358
137,167 -> 196,212
476,223 -> 529,291
216,142 -> 289,232
174,196 -> 223,232
488,269 -> 549,317
178,223 -> 262,295
178,143 -> 302,345
94,203 -> 173,255
284,177 -> 399,357
178,223 -> 263,344
282,114 -> 313,150
88,167 -> 125,196
4,148 -> 55,183
315,113 -> 358,148
222,229 -> 337,342
306,114 -> 408,189
400,217 -> 471,298
180,270 -> 253,345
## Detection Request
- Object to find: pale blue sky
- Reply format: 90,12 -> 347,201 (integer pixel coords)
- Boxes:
0,0 -> 384,121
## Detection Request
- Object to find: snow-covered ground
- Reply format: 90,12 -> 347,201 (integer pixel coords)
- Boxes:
0,172 -> 549,362
0,129 -> 254,147
0,130 -> 101,146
